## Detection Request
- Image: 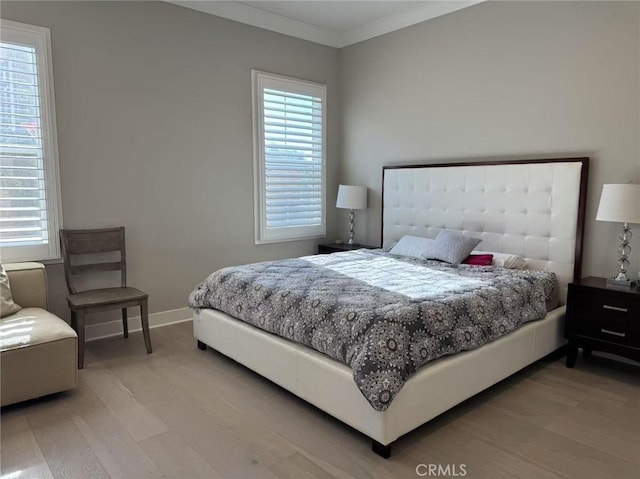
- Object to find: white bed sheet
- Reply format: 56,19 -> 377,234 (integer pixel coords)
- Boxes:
304,250 -> 488,300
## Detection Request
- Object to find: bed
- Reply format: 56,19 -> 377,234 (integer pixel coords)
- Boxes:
190,157 -> 589,458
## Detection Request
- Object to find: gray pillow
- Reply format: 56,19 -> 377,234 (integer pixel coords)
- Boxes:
389,235 -> 435,258
1,264 -> 22,318
424,230 -> 482,264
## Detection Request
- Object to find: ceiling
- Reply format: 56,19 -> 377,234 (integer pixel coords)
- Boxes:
168,1 -> 484,48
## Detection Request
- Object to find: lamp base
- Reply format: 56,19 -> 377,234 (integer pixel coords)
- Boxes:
606,277 -> 637,289
347,209 -> 355,245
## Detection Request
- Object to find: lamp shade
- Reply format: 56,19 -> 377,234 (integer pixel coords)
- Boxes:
336,185 -> 367,210
595,184 -> 640,224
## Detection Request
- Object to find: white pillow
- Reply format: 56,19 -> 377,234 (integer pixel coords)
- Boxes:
389,235 -> 434,258
424,230 -> 482,264
472,251 -> 527,269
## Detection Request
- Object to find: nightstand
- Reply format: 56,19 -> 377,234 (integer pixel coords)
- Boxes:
317,243 -> 377,254
565,276 -> 640,367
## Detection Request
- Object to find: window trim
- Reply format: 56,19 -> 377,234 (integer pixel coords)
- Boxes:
0,19 -> 63,262
252,70 -> 327,244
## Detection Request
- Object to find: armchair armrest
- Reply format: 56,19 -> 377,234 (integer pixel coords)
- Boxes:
4,262 -> 48,310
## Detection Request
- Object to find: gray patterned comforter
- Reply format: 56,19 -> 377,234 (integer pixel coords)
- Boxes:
188,250 -> 557,411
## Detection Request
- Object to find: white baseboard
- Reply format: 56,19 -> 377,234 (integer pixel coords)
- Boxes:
85,307 -> 193,342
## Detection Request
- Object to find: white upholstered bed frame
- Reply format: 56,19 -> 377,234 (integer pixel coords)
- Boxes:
193,158 -> 589,457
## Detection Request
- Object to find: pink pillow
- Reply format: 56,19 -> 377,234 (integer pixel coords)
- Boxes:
463,254 -> 493,266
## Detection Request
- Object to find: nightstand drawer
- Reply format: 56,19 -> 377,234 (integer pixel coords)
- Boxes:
576,317 -> 640,347
570,290 -> 639,321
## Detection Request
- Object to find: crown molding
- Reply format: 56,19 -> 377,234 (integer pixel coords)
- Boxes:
168,1 -> 343,47
167,1 -> 485,48
341,1 -> 484,47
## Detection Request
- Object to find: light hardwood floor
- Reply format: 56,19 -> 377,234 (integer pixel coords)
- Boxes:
1,320 -> 639,479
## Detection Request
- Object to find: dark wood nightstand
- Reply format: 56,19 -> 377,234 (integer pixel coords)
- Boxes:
317,243 -> 377,254
565,276 -> 640,368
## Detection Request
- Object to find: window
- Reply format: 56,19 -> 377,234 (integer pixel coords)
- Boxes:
0,20 -> 62,262
252,70 -> 326,244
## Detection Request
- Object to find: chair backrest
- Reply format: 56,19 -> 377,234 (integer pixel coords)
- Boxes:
59,227 -> 127,294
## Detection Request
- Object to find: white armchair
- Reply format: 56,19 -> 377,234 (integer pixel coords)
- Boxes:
1,263 -> 78,406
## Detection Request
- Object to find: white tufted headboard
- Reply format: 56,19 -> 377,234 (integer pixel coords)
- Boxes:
382,158 -> 589,304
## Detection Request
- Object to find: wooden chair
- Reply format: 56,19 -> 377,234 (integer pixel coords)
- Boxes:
60,227 -> 152,369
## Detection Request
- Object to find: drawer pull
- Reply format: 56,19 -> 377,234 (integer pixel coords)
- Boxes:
602,305 -> 628,313
600,328 -> 626,338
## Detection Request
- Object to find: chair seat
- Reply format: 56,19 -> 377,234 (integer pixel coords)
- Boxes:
67,287 -> 147,309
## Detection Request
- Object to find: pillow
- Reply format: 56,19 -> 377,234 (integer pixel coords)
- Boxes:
472,251 -> 528,269
1,264 -> 22,318
463,254 -> 494,266
424,230 -> 482,264
389,235 -> 435,258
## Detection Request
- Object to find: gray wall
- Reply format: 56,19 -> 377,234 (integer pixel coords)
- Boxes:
1,1 -> 340,322
339,1 -> 640,279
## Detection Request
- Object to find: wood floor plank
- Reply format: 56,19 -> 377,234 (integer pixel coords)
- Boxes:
80,359 -> 169,442
70,411 -> 165,479
113,359 -> 296,478
0,412 -> 54,479
533,360 -> 636,406
514,425 -> 639,479
459,437 -> 564,479
23,398 -> 111,479
457,400 -> 639,479
268,452 -> 337,479
139,431 -> 223,479
396,414 -> 561,479
544,405 -> 640,464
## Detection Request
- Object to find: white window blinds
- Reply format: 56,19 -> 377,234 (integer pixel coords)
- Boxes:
0,20 -> 61,262
252,71 -> 326,243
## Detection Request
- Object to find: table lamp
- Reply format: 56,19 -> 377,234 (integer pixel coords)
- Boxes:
336,185 -> 367,245
595,183 -> 640,287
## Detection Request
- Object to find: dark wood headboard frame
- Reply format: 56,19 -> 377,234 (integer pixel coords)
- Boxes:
381,157 -> 589,281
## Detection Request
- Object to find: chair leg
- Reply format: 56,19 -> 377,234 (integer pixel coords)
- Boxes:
122,308 -> 129,338
70,309 -> 77,331
140,299 -> 152,354
71,310 -> 85,369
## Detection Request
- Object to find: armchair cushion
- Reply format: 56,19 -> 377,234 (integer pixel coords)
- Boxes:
0,308 -> 77,350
